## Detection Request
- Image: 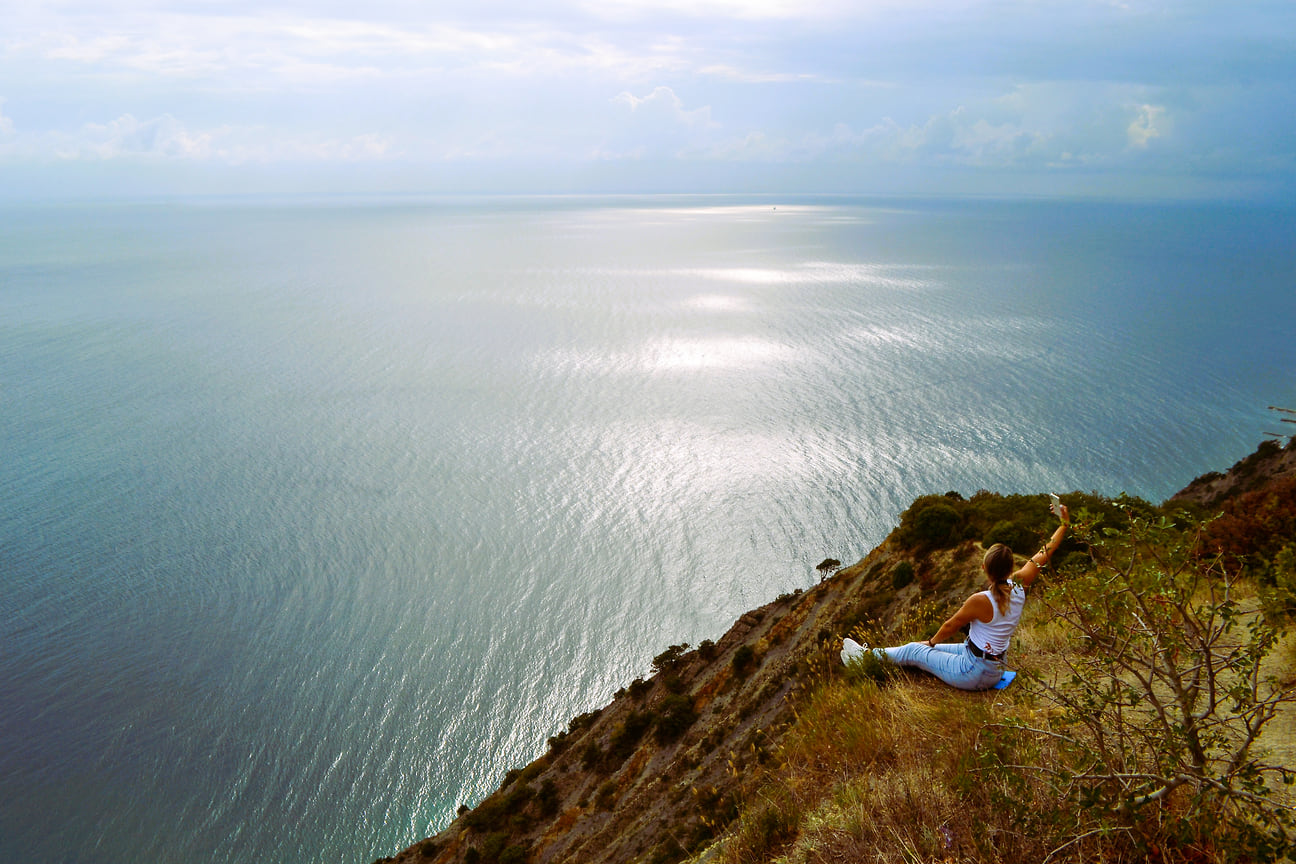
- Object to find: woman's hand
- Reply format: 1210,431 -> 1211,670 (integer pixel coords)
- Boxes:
1058,503 -> 1070,525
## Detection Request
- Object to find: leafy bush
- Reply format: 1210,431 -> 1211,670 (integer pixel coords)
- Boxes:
596,779 -> 617,810
498,844 -> 528,864
1202,474 -> 1296,568
536,779 -> 560,818
628,677 -> 652,700
607,710 -> 653,764
654,694 -> 699,743
653,643 -> 692,675
462,797 -> 507,833
477,832 -> 508,861
732,645 -> 757,678
896,496 -> 962,551
889,561 -> 914,590
1263,542 -> 1296,620
517,758 -> 547,785
983,519 -> 1037,555
567,709 -> 600,733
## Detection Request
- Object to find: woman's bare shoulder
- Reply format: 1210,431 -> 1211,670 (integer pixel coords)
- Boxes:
962,591 -> 995,623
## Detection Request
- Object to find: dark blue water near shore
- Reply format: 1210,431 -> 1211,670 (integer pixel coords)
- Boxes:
2,196 -> 1293,863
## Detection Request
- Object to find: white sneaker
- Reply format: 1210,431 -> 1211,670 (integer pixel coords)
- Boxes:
841,637 -> 868,665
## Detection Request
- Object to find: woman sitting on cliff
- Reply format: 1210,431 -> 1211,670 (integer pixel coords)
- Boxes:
841,504 -> 1069,691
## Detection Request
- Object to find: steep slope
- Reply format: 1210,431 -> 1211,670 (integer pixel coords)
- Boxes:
1169,436 -> 1296,506
372,539 -> 988,864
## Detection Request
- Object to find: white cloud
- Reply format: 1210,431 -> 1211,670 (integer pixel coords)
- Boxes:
0,0 -> 1290,197
599,86 -> 721,160
679,83 -> 1185,172
2,9 -> 692,88
612,86 -> 714,127
0,111 -> 395,164
48,114 -> 218,160
698,64 -> 829,84
583,0 -> 976,22
1127,103 -> 1166,148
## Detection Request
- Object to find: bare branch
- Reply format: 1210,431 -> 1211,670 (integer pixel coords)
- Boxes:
1042,826 -> 1133,864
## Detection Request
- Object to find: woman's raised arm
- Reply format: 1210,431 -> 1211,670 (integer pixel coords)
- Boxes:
1016,504 -> 1069,588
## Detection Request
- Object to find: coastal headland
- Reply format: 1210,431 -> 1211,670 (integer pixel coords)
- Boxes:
374,437 -> 1296,864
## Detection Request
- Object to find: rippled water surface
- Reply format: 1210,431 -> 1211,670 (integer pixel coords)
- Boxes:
2,196 -> 1293,863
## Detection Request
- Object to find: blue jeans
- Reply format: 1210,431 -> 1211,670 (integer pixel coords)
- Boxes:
876,641 -> 1005,691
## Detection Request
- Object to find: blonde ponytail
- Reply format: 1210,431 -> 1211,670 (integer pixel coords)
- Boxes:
989,579 -> 1011,615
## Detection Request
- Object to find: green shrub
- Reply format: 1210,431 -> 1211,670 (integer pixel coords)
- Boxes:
568,709 -> 600,733
517,758 -> 547,785
596,779 -> 617,809
462,795 -> 508,832
652,643 -> 691,674
896,496 -> 963,551
536,779 -> 560,818
478,832 -> 508,861
731,644 -> 757,678
1260,541 -> 1296,620
984,519 -> 1038,555
607,710 -> 652,764
890,560 -> 914,590
498,844 -> 528,864
654,694 -> 699,743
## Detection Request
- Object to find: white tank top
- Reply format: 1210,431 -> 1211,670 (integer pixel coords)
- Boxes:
967,582 -> 1026,655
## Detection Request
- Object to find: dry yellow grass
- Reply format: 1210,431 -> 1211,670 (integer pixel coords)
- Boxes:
694,580 -> 1296,864
702,655 -> 1039,864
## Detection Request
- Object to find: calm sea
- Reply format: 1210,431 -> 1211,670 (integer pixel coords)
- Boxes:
2,195 -> 1293,864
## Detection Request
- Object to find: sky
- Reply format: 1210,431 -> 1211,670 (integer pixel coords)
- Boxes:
1,0 -> 1294,199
